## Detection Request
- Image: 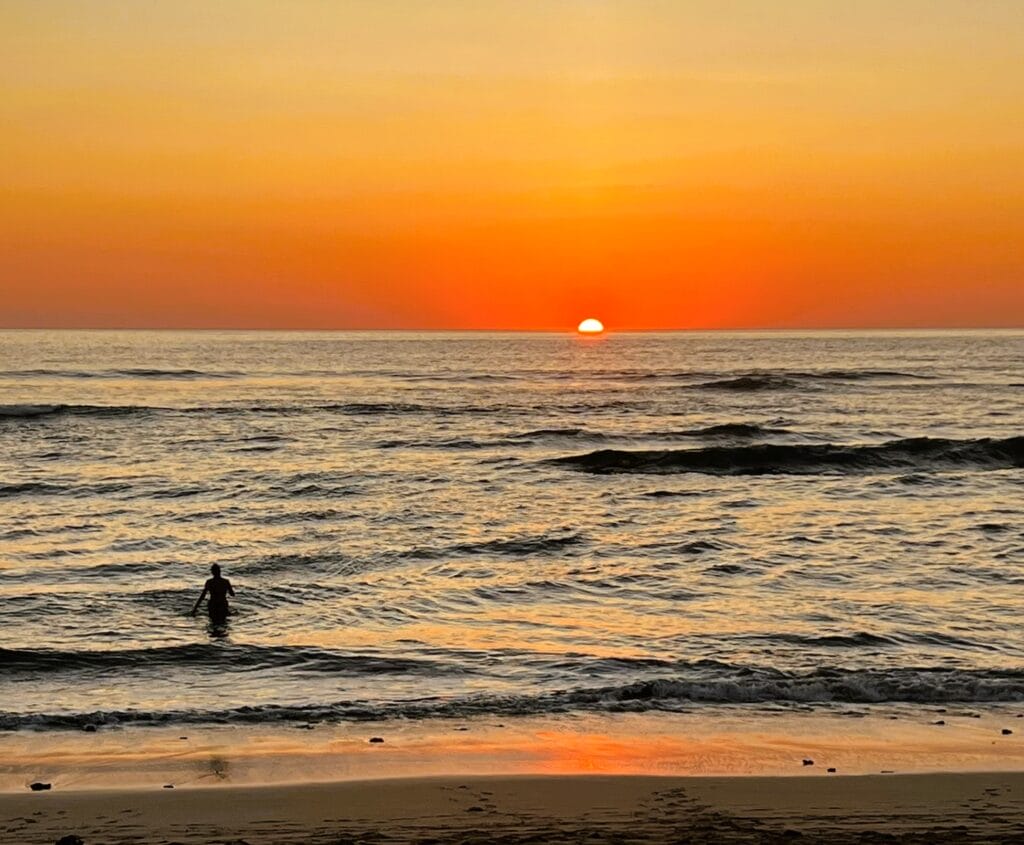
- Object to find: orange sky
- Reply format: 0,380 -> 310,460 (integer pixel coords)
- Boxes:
2,1 -> 1023,329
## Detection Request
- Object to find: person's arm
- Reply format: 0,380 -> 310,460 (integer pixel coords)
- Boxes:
227,580 -> 235,597
191,583 -> 209,615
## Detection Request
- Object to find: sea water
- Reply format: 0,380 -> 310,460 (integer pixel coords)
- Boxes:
0,330 -> 1022,731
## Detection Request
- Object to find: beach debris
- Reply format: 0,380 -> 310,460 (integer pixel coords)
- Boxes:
179,736 -> 188,740
163,784 -> 174,789
931,720 -> 946,726
801,759 -> 814,766
1002,729 -> 1014,735
826,768 -> 837,773
369,736 -> 384,743
82,724 -> 97,733
29,782 -> 52,791
55,836 -> 84,845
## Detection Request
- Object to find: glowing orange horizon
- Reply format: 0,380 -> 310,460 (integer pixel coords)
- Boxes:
1,3 -> 1022,330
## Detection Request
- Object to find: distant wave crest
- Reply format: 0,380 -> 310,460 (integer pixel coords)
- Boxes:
1,368 -> 241,379
690,370 -> 940,391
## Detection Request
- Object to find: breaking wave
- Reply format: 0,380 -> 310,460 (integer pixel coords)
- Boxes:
5,663 -> 1024,730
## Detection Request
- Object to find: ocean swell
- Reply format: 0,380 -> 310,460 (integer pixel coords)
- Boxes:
0,644 -> 453,676
552,436 -> 1024,475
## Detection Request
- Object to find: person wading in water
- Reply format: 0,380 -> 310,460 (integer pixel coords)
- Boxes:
191,564 -> 235,622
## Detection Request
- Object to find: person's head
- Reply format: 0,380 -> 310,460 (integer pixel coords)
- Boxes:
211,564 -> 221,577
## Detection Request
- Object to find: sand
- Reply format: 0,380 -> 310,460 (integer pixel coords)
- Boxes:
3,772 -> 1024,844
6,712 -> 1024,842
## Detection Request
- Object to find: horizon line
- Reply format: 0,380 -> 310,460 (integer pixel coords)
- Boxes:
1,325 -> 1022,333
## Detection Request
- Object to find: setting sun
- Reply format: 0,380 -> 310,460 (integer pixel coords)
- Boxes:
577,318 -> 605,334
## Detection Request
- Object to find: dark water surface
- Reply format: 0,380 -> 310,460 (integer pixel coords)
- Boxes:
1,330 -> 1022,730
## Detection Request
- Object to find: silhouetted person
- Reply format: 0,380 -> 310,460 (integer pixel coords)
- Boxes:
191,564 -> 235,622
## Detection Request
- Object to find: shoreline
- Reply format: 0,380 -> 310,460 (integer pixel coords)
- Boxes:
4,771 -> 1024,843
5,708 -> 1024,789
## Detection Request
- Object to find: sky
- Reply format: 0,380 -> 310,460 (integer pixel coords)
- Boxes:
2,1 -> 1023,330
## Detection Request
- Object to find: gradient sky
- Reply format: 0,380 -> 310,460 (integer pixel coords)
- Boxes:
2,1 -> 1023,329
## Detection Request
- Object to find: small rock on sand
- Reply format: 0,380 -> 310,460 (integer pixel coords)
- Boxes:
30,782 -> 52,791
163,784 -> 174,789
932,720 -> 946,726
826,768 -> 836,773
1002,729 -> 1014,735
801,759 -> 814,766
369,737 -> 384,743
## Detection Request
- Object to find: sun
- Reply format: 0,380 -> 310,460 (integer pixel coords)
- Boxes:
577,318 -> 605,334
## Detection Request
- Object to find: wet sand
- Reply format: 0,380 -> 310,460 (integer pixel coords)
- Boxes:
4,712 -> 1024,842
5,710 -> 1024,791
4,772 -> 1024,843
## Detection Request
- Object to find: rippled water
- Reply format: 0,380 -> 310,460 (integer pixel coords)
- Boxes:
1,330 -> 1022,730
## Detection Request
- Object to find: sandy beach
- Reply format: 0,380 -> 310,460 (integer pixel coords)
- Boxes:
4,771 -> 1024,844
5,712 -> 1024,843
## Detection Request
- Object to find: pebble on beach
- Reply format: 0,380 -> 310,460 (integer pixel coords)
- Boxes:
802,759 -> 814,766
30,782 -> 52,791
1002,729 -> 1013,735
826,768 -> 837,773
369,736 -> 384,743
932,720 -> 946,726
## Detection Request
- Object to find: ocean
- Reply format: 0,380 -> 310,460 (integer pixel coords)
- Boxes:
1,329 -> 1022,732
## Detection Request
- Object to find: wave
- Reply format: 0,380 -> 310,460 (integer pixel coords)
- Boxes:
0,403 -> 147,419
0,480 -> 135,498
6,663 -> 1024,730
676,422 -> 788,438
0,644 -> 453,677
0,368 -> 241,379
377,424 -> 788,451
508,428 -> 604,441
551,436 -> 1024,476
694,375 -> 800,391
512,423 -> 787,441
691,370 -> 936,391
406,532 -> 585,560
